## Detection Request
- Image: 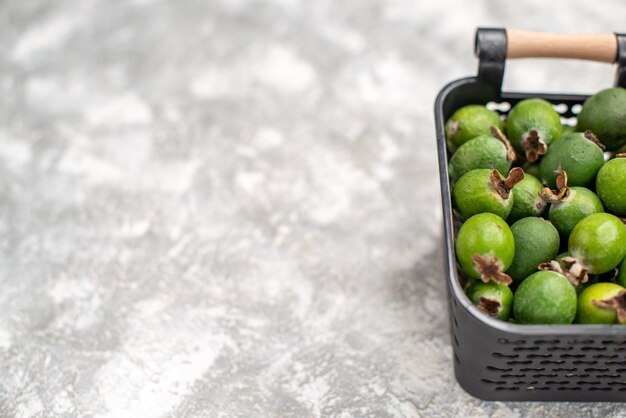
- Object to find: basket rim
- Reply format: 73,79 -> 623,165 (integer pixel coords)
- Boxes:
435,76 -> 626,337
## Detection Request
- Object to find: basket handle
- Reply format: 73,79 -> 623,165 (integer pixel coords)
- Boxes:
507,29 -> 617,62
475,27 -> 626,91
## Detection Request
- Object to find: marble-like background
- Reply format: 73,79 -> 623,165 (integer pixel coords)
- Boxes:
1,0 -> 626,416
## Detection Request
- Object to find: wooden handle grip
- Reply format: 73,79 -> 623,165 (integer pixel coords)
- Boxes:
506,29 -> 618,63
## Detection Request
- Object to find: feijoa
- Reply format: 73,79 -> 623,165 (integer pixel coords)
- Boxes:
465,280 -> 513,320
508,173 -> 547,222
576,283 -> 626,324
577,87 -> 626,150
507,217 -> 560,283
453,168 -> 524,220
448,127 -> 516,184
539,131 -> 605,188
455,213 -> 515,284
445,105 -> 504,153
568,213 -> 626,275
596,155 -> 626,216
541,170 -> 604,240
513,270 -> 577,324
506,98 -> 562,162
522,161 -> 541,178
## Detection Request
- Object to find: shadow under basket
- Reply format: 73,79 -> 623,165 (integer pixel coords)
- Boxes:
434,28 -> 626,402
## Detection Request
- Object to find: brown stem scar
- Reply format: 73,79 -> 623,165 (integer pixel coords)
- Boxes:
555,167 -> 568,190
592,290 -> 626,323
539,169 -> 570,203
538,257 -> 588,287
472,253 -> 512,286
491,125 -> 517,162
503,167 -> 525,190
583,130 -> 606,150
522,130 -> 547,163
478,297 -> 501,317
491,168 -> 524,199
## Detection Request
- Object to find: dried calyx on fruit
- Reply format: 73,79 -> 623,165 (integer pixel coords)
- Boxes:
522,129 -> 547,163
539,168 -> 570,203
490,167 -> 525,200
538,259 -> 588,287
478,297 -> 501,316
592,290 -> 626,323
491,125 -> 517,162
472,253 -> 512,285
506,98 -> 562,162
464,280 -> 513,320
584,130 -> 606,150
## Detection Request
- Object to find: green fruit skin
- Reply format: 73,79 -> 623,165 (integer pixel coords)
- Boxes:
445,105 -> 504,153
539,132 -> 605,189
506,98 -> 563,153
577,87 -> 626,150
569,213 -> 626,274
596,157 -> 626,216
576,283 -> 626,324
513,271 -> 577,324
465,280 -> 513,320
507,218 -> 560,283
508,174 -> 547,222
548,187 -> 604,240
453,169 -> 513,220
522,162 -> 541,179
455,213 -> 515,280
618,258 -> 626,288
448,135 -> 513,184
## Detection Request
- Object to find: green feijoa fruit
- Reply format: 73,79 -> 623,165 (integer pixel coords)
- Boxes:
508,173 -> 547,222
455,213 -> 515,284
618,258 -> 626,288
513,270 -> 577,324
507,218 -> 560,283
445,105 -> 504,153
576,283 -> 626,324
522,161 -> 541,179
506,98 -> 562,163
596,155 -> 626,216
453,168 -> 524,220
539,131 -> 605,188
541,170 -> 604,240
548,187 -> 604,240
448,128 -> 516,184
561,124 -> 575,135
577,87 -> 626,150
569,213 -> 626,275
465,280 -> 513,320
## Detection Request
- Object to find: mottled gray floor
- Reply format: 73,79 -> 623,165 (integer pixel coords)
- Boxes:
1,0 -> 626,417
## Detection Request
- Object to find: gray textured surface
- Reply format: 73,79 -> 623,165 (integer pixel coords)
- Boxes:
2,0 -> 626,416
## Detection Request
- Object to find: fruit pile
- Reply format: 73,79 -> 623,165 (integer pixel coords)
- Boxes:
446,87 -> 626,325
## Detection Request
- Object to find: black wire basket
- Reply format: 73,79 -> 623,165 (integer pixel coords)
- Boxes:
435,28 -> 626,401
